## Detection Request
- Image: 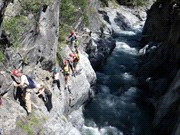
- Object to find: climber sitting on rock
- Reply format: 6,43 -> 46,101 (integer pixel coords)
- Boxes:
12,69 -> 45,116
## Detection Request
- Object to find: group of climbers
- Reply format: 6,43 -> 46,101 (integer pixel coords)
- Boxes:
0,30 -> 80,117
52,30 -> 80,90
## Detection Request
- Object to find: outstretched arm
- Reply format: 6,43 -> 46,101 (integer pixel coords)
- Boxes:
36,88 -> 45,96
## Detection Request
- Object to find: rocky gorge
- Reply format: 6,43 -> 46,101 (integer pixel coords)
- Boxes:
1,0 -> 180,135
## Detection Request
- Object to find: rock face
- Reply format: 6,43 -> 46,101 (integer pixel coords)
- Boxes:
0,0 -> 121,134
0,0 -> 154,134
0,0 -> 97,134
85,0 -> 153,69
138,1 -> 180,134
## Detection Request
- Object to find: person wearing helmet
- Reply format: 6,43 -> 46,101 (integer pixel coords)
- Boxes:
69,48 -> 80,75
12,69 -> 44,116
67,30 -> 77,51
52,67 -> 60,90
67,55 -> 75,77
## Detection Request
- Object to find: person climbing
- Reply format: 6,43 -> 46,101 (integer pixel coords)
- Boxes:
12,69 -> 45,116
67,30 -> 77,51
69,48 -> 80,75
62,60 -> 70,89
52,67 -> 60,90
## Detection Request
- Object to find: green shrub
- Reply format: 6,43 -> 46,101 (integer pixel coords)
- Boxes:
16,114 -> 41,135
59,0 -> 89,31
19,0 -> 51,15
83,13 -> 89,26
60,0 -> 75,25
58,0 -> 89,62
2,16 -> 30,48
72,0 -> 89,26
59,0 -> 76,43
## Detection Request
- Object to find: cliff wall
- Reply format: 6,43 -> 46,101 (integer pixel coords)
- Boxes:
138,1 -> 180,134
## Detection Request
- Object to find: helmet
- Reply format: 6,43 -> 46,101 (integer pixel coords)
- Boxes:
12,69 -> 19,76
69,53 -> 74,57
53,67 -> 58,73
70,31 -> 74,35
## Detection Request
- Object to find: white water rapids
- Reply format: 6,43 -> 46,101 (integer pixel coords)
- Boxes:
80,23 -> 153,135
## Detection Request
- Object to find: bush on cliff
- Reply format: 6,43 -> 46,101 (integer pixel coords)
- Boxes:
18,0 -> 51,15
2,0 -> 51,48
2,16 -> 30,48
59,0 -> 89,42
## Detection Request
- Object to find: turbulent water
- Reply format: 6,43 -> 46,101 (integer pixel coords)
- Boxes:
81,25 -> 153,135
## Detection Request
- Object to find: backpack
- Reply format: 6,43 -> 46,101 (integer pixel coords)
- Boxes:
69,35 -> 76,42
74,53 -> 80,62
26,75 -> 36,88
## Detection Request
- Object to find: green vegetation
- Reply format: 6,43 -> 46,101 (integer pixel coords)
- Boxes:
73,0 -> 89,26
1,0 -> 52,49
59,0 -> 75,44
16,115 -> 39,135
18,0 -> 51,15
2,16 -> 30,48
59,0 -> 89,43
57,0 -> 89,63
60,0 -> 75,25
16,114 -> 46,135
56,43 -> 66,67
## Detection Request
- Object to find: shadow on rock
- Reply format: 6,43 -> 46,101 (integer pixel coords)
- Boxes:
13,87 -> 25,107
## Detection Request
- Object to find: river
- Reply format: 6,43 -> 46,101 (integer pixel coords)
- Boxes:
81,24 -> 154,135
